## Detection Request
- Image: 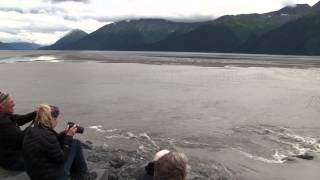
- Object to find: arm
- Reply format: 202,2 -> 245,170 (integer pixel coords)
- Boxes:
42,131 -> 73,164
57,130 -> 67,144
11,111 -> 37,126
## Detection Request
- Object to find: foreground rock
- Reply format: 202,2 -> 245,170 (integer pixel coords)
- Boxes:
0,141 -> 236,180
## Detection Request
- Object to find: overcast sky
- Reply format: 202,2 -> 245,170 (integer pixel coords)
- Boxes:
0,0 -> 318,45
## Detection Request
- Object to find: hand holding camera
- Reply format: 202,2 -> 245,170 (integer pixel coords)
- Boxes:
66,122 -> 84,137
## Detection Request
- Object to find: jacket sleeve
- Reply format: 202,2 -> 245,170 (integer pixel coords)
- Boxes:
57,130 -> 67,144
11,111 -> 37,126
42,131 -> 73,164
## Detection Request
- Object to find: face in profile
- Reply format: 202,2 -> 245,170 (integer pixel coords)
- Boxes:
0,96 -> 15,114
51,117 -> 58,128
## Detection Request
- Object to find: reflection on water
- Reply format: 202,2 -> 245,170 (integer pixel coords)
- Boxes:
0,55 -> 60,63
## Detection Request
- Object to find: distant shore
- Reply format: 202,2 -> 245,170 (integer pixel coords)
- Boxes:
1,50 -> 320,68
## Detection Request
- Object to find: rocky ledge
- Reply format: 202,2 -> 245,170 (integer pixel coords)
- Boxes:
0,141 -> 236,180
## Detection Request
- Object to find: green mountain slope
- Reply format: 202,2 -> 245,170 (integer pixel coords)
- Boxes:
40,29 -> 88,50
65,19 -> 205,50
239,12 -> 320,55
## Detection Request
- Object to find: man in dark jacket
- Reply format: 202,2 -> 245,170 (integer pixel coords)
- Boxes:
0,91 -> 36,171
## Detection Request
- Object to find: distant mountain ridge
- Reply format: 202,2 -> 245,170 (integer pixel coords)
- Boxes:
0,42 -> 41,50
212,3 -> 312,41
0,42 -> 15,50
9,42 -> 41,50
137,3 -> 314,52
238,12 -> 320,55
62,19 -> 205,50
40,29 -> 88,50
39,1 -> 320,55
312,1 -> 320,11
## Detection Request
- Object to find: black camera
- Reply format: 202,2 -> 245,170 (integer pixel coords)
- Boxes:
67,122 -> 84,134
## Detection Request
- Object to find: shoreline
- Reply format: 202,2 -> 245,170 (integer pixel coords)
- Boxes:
0,50 -> 320,69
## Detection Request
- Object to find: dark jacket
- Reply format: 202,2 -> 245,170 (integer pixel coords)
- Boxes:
0,112 -> 36,170
136,162 -> 154,180
22,123 -> 72,180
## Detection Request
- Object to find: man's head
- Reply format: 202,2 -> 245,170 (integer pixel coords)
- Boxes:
0,92 -> 14,114
154,151 -> 189,180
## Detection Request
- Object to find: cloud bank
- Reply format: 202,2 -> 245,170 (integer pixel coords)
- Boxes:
48,0 -> 89,3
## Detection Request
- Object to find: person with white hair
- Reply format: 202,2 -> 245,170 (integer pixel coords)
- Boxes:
136,149 -> 189,180
0,91 -> 36,171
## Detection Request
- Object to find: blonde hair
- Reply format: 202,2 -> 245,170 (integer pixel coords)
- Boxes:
35,104 -> 55,128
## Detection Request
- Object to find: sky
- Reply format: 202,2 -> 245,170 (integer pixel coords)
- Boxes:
0,0 -> 318,45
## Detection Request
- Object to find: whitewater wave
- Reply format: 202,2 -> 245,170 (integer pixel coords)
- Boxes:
0,55 -> 61,63
262,126 -> 320,154
237,149 -> 287,164
233,125 -> 320,164
88,125 -> 106,133
31,56 -> 57,61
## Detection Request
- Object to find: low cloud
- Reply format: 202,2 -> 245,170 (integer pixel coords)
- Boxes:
281,0 -> 297,7
0,7 -> 24,13
65,14 -> 215,23
48,0 -> 89,3
29,7 -> 66,15
0,10 -> 105,45
0,31 -> 67,45
0,7 -> 65,15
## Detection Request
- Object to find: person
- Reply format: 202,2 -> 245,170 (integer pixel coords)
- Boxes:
136,149 -> 189,180
22,104 -> 97,180
0,91 -> 36,171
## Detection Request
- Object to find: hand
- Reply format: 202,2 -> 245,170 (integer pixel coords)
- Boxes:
66,124 -> 78,137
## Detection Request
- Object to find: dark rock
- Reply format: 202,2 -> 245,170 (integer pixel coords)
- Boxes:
101,170 -> 118,180
110,157 -> 125,169
81,141 -> 93,150
282,157 -> 295,162
86,140 -> 93,144
1,141 -> 237,180
293,153 -> 314,160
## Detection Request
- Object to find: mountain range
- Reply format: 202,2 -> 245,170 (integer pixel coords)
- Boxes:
39,29 -> 88,50
60,19 -> 204,50
0,42 -> 41,50
19,1 -> 320,55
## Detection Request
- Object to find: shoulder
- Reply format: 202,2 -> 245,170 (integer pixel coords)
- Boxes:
0,113 -> 13,123
26,125 -> 57,140
134,163 -> 154,180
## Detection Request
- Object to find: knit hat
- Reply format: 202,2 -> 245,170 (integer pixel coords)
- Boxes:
0,92 -> 9,106
50,105 -> 60,119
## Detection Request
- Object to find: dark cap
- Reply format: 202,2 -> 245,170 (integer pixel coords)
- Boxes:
50,105 -> 60,119
0,92 -> 9,106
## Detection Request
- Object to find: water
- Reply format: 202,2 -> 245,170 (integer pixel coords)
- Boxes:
0,51 -> 320,179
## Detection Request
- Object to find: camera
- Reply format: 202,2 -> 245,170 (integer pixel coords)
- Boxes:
67,122 -> 84,134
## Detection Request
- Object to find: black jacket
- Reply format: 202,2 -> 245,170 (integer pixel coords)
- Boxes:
0,112 -> 36,170
22,123 -> 73,180
136,162 -> 154,180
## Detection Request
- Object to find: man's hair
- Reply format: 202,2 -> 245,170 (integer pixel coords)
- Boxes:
35,104 -> 55,128
154,151 -> 188,180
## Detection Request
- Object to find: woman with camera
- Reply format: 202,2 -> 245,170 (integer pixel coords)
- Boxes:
22,104 -> 96,180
